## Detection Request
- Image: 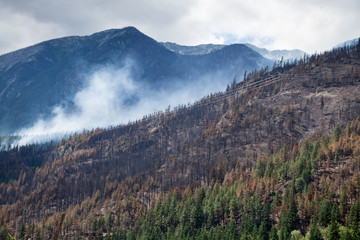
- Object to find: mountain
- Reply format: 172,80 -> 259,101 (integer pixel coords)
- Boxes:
0,40 -> 359,239
335,38 -> 360,48
245,43 -> 306,61
161,42 -> 226,55
161,42 -> 306,61
0,27 -> 271,135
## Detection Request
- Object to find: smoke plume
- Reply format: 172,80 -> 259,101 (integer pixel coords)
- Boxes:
15,59 -> 229,145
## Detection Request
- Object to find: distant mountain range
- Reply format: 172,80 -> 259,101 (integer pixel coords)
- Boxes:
335,38 -> 360,48
244,43 -> 305,61
161,42 -> 306,61
0,26 -> 304,135
161,42 -> 226,55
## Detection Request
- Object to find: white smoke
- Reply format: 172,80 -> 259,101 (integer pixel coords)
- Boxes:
15,60 -> 229,146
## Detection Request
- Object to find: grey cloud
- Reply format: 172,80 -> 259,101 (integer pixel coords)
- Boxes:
0,0 -> 359,54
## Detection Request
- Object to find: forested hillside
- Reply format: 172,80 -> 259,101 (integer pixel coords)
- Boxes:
66,119 -> 358,240
0,40 -> 360,239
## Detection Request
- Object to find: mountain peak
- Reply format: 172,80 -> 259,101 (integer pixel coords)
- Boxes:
0,26 -> 270,134
88,26 -> 147,43
90,26 -> 141,37
161,42 -> 226,55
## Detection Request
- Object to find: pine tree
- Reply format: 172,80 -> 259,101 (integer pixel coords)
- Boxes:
197,188 -> 206,205
181,199 -> 192,236
19,223 -> 26,239
258,221 -> 269,240
279,228 -> 291,240
191,203 -> 204,229
287,198 -> 300,232
318,199 -> 331,227
279,196 -> 299,240
269,226 -> 279,240
331,203 -> 340,223
263,201 -> 272,231
206,205 -> 215,228
226,219 -> 238,240
309,220 -> 323,240
333,124 -> 342,142
328,220 -> 340,240
347,200 -> 360,239
340,186 -> 349,216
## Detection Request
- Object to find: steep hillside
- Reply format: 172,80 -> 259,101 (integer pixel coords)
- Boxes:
0,40 -> 359,239
0,27 -> 270,134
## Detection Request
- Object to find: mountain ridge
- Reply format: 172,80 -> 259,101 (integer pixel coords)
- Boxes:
160,41 -> 306,61
0,26 -> 271,135
245,43 -> 306,61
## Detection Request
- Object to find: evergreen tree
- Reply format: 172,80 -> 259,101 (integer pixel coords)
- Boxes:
105,212 -> 112,232
191,203 -> 204,229
166,195 -> 179,229
333,124 -> 342,142
331,203 -> 340,223
197,188 -> 206,205
318,199 -> 331,227
341,228 -> 354,240
287,198 -> 300,232
302,161 -> 312,184
198,226 -> 208,240
290,230 -> 303,240
206,205 -> 215,228
258,221 -> 269,240
255,158 -> 266,177
263,201 -> 272,231
279,196 -> 299,240
279,228 -> 291,240
328,220 -> 340,240
226,219 -> 238,240
340,186 -> 349,216
19,223 -> 26,240
229,198 -> 238,220
346,200 -> 360,239
181,200 -> 192,237
309,220 -> 323,240
269,226 -> 279,240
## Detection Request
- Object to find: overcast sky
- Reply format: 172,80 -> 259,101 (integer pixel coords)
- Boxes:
0,0 -> 359,55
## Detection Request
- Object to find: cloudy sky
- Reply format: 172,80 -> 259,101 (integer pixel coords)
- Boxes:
0,0 -> 359,55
